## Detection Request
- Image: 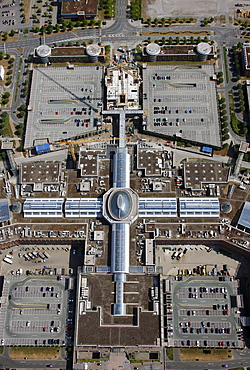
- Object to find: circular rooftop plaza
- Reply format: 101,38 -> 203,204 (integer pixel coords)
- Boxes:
103,188 -> 139,224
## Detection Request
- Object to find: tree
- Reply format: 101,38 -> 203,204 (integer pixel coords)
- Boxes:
241,127 -> 248,135
220,98 -> 226,104
18,111 -> 25,118
223,133 -> 230,141
175,36 -> 180,45
23,28 -> 29,34
161,18 -> 165,26
217,71 -> 223,77
236,75 -> 241,81
2,32 -> 8,41
15,128 -> 23,136
223,128 -> 229,134
161,37 -> 166,45
1,99 -> 8,105
9,29 -> 15,37
2,92 -> 10,99
218,77 -> 224,84
146,18 -> 151,27
154,18 -> 159,26
136,44 -> 141,53
240,103 -> 245,111
81,20 -> 88,28
183,36 -> 187,44
168,37 -> 173,45
105,45 -> 111,55
18,104 -> 26,111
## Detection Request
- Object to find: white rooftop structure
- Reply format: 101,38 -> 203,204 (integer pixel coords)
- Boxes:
65,198 -> 102,218
0,65 -> 4,81
139,198 -> 177,217
145,239 -> 154,266
179,197 -> 220,217
237,201 -> 250,232
196,42 -> 212,56
36,44 -> 51,58
105,65 -> 141,110
145,43 -> 161,56
86,44 -> 101,57
23,198 -> 64,218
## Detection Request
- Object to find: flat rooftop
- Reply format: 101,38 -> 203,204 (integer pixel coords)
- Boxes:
183,161 -> 230,189
143,64 -> 221,148
137,145 -> 164,176
78,148 -> 105,177
20,163 -> 60,184
24,66 -> 103,149
0,275 -> 67,346
61,0 -> 98,16
164,276 -> 242,348
76,274 -> 160,346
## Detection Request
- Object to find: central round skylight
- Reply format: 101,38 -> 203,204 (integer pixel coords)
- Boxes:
109,190 -> 132,220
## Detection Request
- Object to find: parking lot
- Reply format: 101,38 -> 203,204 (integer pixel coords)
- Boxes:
163,276 -> 244,348
0,275 -> 72,346
143,64 -> 220,148
25,66 -> 104,149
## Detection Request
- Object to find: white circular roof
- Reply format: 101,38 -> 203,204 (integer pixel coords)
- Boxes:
36,45 -> 51,57
145,43 -> 161,56
197,42 -> 211,55
86,44 -> 101,56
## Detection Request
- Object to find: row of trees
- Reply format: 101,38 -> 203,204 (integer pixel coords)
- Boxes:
19,1 -> 26,23
202,17 -> 215,26
218,97 -> 230,146
1,92 -> 10,106
144,17 -> 195,27
130,0 -> 141,20
98,0 -> 116,19
146,35 -> 210,46
15,105 -> 26,138
31,19 -> 102,34
0,111 -> 11,137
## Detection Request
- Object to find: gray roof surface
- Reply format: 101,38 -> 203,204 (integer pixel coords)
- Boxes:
109,190 -> 132,220
23,198 -> 64,217
238,201 -> 250,229
143,64 -> 221,147
113,147 -> 130,188
179,197 -> 220,217
25,66 -> 103,148
0,198 -> 10,222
